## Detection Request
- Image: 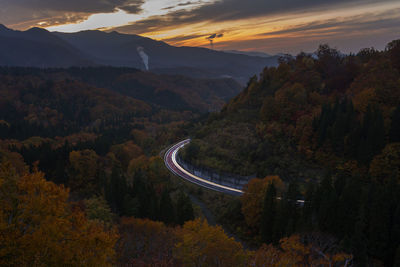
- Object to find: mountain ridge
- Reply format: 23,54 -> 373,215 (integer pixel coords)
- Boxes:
0,25 -> 278,84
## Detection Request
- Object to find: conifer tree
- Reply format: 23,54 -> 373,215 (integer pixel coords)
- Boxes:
176,191 -> 194,226
159,189 -> 175,225
260,182 -> 277,244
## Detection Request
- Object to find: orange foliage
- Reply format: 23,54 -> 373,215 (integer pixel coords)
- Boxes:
0,163 -> 118,266
118,217 -> 178,266
250,235 -> 353,267
241,176 -> 284,229
369,143 -> 400,184
111,141 -> 143,171
68,149 -> 99,195
174,219 -> 248,267
353,87 -> 376,113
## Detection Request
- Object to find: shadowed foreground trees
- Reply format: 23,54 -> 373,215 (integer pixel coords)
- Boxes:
174,219 -> 248,267
0,160 -> 354,266
251,235 -> 352,267
0,163 -> 118,266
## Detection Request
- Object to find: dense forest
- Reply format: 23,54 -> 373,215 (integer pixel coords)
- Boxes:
1,40 -> 399,266
181,40 -> 400,266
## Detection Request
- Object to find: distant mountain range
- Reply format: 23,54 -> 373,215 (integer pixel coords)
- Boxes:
223,50 -> 273,58
0,24 -> 278,84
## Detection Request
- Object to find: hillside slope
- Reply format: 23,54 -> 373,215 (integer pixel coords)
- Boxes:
0,25 -> 93,67
0,66 -> 242,112
182,41 -> 400,181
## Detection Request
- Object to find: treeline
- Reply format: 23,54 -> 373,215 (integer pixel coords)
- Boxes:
257,174 -> 400,266
183,40 -> 400,179
0,66 -> 201,241
0,66 -> 241,112
182,39 -> 400,266
313,99 -> 388,164
0,158 -> 352,266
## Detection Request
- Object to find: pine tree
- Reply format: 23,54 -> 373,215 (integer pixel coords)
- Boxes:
176,191 -> 194,225
316,175 -> 337,232
301,183 -> 315,231
389,105 -> 400,142
159,189 -> 175,225
260,182 -> 277,244
284,182 -> 301,236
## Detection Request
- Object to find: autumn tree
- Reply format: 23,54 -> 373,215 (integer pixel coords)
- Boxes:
251,234 -> 352,267
0,162 -> 118,266
117,217 -> 178,266
84,196 -> 114,227
241,176 -> 284,231
68,149 -> 100,196
174,219 -> 248,267
387,39 -> 400,70
369,143 -> 400,184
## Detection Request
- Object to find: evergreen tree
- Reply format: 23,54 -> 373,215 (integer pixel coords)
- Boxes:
351,214 -> 368,266
283,182 -> 301,236
389,105 -> 400,142
301,183 -> 315,231
316,175 -> 337,232
335,175 -> 361,237
159,189 -> 175,225
176,191 -> 195,225
260,182 -> 277,244
106,165 -> 127,214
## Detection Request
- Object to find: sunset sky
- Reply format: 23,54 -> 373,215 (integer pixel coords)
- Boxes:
1,0 -> 400,54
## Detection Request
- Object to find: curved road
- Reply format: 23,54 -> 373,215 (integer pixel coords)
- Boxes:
164,139 -> 243,196
164,139 -> 306,205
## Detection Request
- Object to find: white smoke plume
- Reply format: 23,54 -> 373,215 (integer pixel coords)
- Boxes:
137,46 -> 149,71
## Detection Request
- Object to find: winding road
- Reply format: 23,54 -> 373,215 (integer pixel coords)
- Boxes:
164,139 -> 244,196
164,139 -> 306,205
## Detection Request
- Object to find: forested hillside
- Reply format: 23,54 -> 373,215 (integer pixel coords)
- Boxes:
184,40 -> 400,178
181,40 -> 400,266
0,63 -> 353,266
1,38 -> 399,266
0,66 -> 198,265
0,66 -> 205,220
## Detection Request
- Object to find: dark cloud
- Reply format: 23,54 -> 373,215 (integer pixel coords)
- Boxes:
0,0 -> 144,27
117,5 -> 400,54
163,1 -> 202,10
212,8 -> 400,53
119,2 -> 145,14
256,8 -> 400,37
112,0 -> 392,34
161,33 -> 210,43
2,0 -> 144,13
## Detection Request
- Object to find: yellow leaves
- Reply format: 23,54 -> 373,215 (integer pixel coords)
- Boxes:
275,83 -> 307,106
353,87 -> 376,113
118,217 -> 177,265
250,235 -> 353,267
174,218 -> 247,267
0,149 -> 28,175
131,129 -> 149,146
0,164 -> 118,266
294,114 -> 314,154
68,149 -> 99,195
241,176 -> 284,229
110,141 -> 143,171
369,142 -> 400,184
